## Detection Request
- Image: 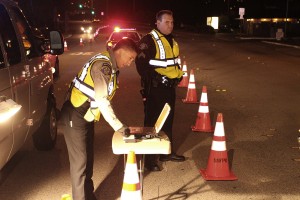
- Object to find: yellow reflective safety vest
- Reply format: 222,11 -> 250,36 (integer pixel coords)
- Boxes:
70,52 -> 118,122
149,29 -> 183,79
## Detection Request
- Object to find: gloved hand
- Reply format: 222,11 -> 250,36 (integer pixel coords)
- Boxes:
117,125 -> 131,137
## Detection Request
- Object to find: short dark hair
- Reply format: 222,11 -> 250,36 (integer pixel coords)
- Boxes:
113,38 -> 139,53
156,10 -> 173,21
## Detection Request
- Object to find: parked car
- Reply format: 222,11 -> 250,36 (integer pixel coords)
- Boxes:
106,27 -> 142,50
0,0 -> 64,170
93,25 -> 111,41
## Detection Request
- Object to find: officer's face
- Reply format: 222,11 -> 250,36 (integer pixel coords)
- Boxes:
157,14 -> 174,35
116,49 -> 137,68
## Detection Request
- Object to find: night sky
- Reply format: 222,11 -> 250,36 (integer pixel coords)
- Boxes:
94,0 -> 300,24
15,0 -> 300,29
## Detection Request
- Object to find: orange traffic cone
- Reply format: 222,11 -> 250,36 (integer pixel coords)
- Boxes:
89,35 -> 93,44
80,38 -> 84,46
178,61 -> 189,88
192,86 -> 214,132
121,151 -> 142,200
182,69 -> 198,103
64,40 -> 69,51
200,113 -> 237,181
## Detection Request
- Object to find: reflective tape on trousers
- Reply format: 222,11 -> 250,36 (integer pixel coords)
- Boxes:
211,140 -> 227,151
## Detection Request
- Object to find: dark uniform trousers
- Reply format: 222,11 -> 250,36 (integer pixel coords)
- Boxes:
144,85 -> 176,165
60,101 -> 97,200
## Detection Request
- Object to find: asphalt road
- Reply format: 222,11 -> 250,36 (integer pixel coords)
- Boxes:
0,28 -> 300,200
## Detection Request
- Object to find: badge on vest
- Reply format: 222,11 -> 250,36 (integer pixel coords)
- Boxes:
101,63 -> 112,75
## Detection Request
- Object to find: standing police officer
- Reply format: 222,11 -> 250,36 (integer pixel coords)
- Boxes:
60,38 -> 138,200
135,10 -> 185,172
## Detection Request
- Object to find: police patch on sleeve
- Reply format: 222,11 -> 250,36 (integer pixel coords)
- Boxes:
139,43 -> 148,50
101,63 -> 112,75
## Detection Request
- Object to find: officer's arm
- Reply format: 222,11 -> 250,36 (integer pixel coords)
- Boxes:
135,34 -> 156,78
91,61 -> 123,131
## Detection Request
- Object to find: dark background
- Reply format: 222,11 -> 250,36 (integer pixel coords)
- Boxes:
14,0 -> 300,33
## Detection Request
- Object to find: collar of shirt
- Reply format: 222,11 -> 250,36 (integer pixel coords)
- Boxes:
155,28 -> 173,47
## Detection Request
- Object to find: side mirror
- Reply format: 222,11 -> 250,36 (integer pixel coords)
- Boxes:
49,31 -> 64,55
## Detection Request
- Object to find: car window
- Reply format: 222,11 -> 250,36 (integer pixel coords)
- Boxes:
0,4 -> 21,65
111,31 -> 140,42
11,6 -> 35,59
111,32 -> 125,41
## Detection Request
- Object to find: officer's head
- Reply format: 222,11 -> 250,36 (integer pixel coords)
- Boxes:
113,38 -> 138,68
156,10 -> 174,35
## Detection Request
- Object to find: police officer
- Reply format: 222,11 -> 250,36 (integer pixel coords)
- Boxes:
60,38 -> 138,200
136,10 -> 185,172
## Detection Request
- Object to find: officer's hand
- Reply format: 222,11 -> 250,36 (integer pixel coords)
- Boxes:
117,125 -> 131,137
178,76 -> 183,82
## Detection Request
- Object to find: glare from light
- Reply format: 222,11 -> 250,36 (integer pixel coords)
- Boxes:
211,17 -> 219,29
114,27 -> 120,32
0,99 -> 22,123
207,17 -> 219,30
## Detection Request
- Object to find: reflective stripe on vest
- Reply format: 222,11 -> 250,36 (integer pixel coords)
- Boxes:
149,30 -> 179,68
72,54 -> 112,101
73,77 -> 95,100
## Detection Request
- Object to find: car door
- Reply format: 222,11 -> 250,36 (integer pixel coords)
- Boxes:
0,37 -> 14,170
0,2 -> 29,169
0,3 -> 30,159
10,5 -> 52,137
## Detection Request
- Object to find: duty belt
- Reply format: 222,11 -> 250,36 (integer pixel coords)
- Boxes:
151,73 -> 180,88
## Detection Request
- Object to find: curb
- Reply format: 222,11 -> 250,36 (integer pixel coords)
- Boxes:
261,41 -> 300,49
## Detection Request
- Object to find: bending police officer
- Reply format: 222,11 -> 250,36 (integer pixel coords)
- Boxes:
60,38 -> 138,200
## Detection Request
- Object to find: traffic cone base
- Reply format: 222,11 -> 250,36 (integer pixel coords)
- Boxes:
182,98 -> 198,104
200,168 -> 237,181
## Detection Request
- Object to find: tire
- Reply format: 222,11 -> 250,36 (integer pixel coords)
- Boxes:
32,99 -> 57,151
